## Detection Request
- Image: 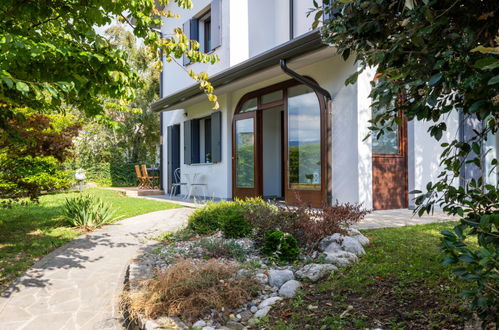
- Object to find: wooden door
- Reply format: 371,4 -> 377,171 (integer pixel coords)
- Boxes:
232,112 -> 261,198
372,115 -> 408,210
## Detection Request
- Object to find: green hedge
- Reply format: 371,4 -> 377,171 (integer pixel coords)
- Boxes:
83,162 -> 138,187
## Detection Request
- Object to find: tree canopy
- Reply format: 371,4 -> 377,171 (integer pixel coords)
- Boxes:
0,0 -> 219,200
316,0 -> 498,324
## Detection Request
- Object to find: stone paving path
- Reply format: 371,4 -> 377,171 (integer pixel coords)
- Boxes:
0,207 -> 193,330
356,209 -> 458,230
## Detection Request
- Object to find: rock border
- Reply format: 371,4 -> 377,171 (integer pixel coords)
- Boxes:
121,228 -> 370,330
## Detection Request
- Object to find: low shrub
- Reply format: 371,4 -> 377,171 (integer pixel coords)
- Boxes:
187,200 -> 243,234
187,198 -> 273,237
288,201 -> 369,250
128,259 -> 260,321
221,212 -> 252,238
262,231 -> 300,263
63,194 -> 115,228
195,238 -> 248,262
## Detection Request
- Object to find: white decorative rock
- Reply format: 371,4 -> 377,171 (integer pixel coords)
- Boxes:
193,320 -> 207,328
339,236 -> 365,255
254,306 -> 271,319
254,273 -> 268,284
347,228 -> 370,246
279,280 -> 301,298
201,327 -> 216,330
258,296 -> 282,309
295,263 -> 338,282
318,233 -> 343,251
320,234 -> 366,256
323,250 -> 358,267
268,269 -> 294,287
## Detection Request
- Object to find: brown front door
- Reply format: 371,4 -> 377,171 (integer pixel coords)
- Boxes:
372,114 -> 408,210
232,111 -> 260,199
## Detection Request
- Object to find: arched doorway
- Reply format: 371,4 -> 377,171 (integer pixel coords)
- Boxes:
232,79 -> 327,207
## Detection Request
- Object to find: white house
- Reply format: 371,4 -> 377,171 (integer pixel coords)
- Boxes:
152,0 -> 496,210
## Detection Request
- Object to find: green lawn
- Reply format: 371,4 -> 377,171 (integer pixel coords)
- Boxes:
265,222 -> 473,330
0,188 -> 179,293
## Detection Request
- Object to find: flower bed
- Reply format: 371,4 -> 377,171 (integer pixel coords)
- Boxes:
122,199 -> 370,329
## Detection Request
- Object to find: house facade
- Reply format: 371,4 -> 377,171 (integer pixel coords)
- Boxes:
153,0 -> 496,210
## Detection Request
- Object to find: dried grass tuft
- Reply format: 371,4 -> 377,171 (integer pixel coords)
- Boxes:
126,259 -> 260,321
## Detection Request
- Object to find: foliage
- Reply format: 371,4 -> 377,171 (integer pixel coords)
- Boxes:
288,200 -> 370,251
316,0 -> 498,324
187,201 -> 238,234
262,231 -> 300,263
82,162 -> 138,187
187,198 -> 270,236
194,238 -> 248,262
73,25 -> 162,168
0,188 -> 179,293
246,199 -> 368,250
0,111 -> 80,201
1,1 -> 220,201
126,259 -> 260,321
221,211 -> 253,239
63,194 -> 115,228
0,0 -> 219,121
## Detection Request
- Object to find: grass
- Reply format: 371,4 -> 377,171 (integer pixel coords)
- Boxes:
0,188 -> 179,293
265,222 -> 474,330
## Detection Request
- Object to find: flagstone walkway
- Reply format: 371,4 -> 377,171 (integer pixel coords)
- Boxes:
0,207 -> 193,330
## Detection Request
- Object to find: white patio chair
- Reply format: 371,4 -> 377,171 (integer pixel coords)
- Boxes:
169,168 -> 187,198
186,173 -> 208,200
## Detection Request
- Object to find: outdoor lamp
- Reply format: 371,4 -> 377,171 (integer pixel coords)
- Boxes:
75,169 -> 86,192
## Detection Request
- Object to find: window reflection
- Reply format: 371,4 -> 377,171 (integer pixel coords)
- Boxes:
287,85 -> 321,190
240,98 -> 257,113
372,106 -> 400,154
235,118 -> 255,188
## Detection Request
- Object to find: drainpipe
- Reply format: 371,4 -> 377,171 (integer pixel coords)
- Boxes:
159,31 -> 164,191
279,59 -> 333,205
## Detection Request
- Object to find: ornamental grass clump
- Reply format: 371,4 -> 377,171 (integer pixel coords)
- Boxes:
128,259 -> 260,321
63,194 -> 115,229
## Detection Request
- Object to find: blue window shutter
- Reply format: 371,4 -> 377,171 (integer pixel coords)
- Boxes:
182,19 -> 198,65
211,0 -> 222,49
183,120 -> 192,164
191,119 -> 200,164
211,111 -> 222,163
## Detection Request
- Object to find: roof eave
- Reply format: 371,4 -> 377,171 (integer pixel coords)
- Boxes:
152,30 -> 326,112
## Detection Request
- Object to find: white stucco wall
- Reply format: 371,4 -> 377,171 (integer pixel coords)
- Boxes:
408,113 -> 460,208
161,0 -> 324,98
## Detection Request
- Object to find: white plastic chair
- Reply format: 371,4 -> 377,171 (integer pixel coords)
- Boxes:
169,168 -> 187,198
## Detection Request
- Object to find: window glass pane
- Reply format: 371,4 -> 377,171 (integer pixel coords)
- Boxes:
287,85 -> 321,190
235,118 -> 255,187
262,90 -> 283,104
372,106 -> 400,154
240,97 -> 257,113
485,129 -> 498,186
